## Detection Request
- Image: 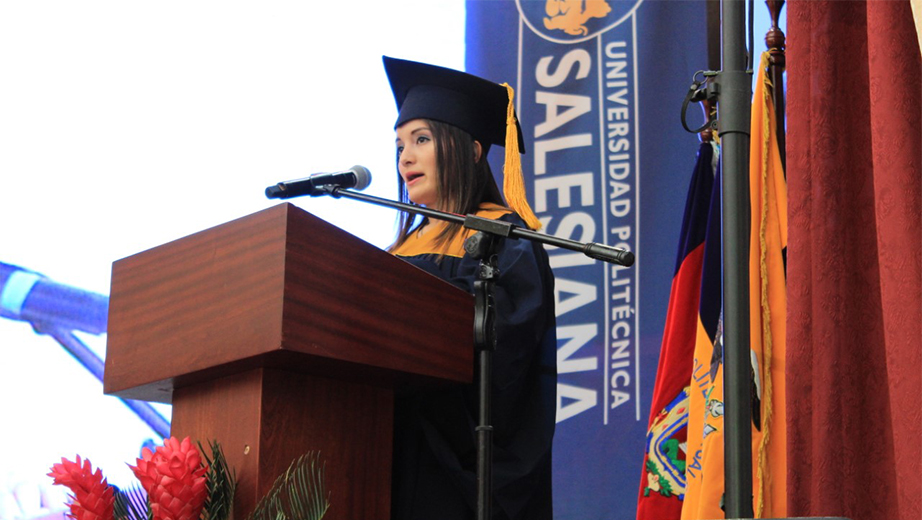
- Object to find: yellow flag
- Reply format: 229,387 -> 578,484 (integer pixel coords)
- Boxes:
749,51 -> 787,518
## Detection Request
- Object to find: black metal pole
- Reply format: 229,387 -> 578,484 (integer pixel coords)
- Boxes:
465,232 -> 500,520
475,344 -> 494,520
718,0 -> 754,517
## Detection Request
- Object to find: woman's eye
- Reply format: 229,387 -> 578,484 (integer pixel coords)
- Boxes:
416,135 -> 430,144
396,146 -> 404,156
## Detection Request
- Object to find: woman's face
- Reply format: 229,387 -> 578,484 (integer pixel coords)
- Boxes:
396,119 -> 440,209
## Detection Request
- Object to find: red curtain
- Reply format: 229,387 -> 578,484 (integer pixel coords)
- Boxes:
786,2 -> 921,520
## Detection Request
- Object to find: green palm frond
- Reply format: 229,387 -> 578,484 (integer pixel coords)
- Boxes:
246,452 -> 329,520
198,440 -> 237,520
113,484 -> 151,520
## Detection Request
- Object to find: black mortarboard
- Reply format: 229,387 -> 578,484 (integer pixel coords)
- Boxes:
383,56 -> 540,229
383,56 -> 525,153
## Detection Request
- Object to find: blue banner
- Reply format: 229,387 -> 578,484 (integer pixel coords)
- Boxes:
467,2 -> 709,518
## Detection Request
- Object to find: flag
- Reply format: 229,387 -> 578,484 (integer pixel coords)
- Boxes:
681,51 -> 787,519
748,50 -> 787,518
637,140 -> 718,520
679,151 -> 724,520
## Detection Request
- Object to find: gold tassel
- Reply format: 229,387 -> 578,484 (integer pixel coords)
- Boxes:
500,83 -> 542,230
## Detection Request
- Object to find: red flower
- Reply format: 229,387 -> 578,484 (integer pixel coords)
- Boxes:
129,436 -> 208,520
47,455 -> 115,520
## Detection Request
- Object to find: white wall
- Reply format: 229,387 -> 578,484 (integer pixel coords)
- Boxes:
0,0 -> 464,513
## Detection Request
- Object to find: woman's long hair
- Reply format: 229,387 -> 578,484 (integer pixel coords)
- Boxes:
389,119 -> 505,253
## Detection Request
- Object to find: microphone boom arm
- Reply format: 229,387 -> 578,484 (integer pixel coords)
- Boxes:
322,187 -> 635,267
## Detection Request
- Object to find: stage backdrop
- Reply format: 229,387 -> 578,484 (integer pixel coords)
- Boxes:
466,2 -> 709,518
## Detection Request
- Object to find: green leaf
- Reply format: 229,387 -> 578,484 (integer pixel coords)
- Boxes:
198,440 -> 238,520
246,452 -> 329,520
113,484 -> 151,520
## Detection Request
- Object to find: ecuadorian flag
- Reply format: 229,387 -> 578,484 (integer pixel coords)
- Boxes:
637,140 -> 718,520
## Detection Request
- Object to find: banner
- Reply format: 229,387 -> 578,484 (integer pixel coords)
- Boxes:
466,2 -> 709,518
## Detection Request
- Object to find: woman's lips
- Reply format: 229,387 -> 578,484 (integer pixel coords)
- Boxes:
405,172 -> 424,185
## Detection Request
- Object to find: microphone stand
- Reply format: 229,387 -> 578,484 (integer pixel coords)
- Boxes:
310,186 -> 635,519
464,230 -> 499,520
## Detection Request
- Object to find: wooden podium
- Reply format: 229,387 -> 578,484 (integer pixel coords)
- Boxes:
104,203 -> 474,520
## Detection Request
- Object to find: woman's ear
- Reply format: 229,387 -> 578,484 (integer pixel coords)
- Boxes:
473,140 -> 483,162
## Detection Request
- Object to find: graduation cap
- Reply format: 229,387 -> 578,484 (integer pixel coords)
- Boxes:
383,56 -> 541,230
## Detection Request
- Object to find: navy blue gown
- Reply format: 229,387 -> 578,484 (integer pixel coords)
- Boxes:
390,205 -> 557,520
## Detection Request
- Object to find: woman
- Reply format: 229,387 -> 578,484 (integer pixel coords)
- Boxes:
384,56 -> 557,520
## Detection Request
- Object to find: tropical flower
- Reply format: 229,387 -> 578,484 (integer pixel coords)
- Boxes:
47,455 -> 116,520
129,436 -> 208,520
46,438 -> 331,520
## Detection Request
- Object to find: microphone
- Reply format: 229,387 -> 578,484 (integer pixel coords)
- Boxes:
0,262 -> 108,334
582,243 -> 635,267
265,165 -> 372,199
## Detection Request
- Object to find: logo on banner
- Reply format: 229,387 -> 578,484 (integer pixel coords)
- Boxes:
516,0 -> 643,43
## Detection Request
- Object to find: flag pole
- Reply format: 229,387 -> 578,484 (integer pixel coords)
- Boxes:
717,0 -> 754,517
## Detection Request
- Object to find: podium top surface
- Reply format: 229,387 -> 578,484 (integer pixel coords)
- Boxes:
105,203 -> 474,402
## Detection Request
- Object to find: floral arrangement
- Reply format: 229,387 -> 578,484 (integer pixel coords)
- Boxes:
48,437 -> 328,520
48,437 -> 234,520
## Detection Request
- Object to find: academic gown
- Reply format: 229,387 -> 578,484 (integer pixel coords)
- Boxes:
390,204 -> 557,520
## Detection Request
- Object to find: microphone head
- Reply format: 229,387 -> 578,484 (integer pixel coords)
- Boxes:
349,165 -> 372,191
265,184 -> 286,199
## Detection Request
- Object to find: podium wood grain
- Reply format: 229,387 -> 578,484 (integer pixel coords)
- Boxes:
105,203 -> 473,520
